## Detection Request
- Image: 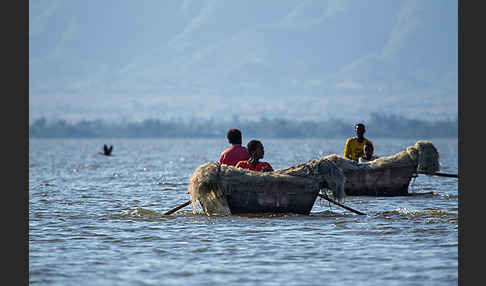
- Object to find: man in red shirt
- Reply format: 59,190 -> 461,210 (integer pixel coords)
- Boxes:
219,128 -> 250,166
235,140 -> 273,172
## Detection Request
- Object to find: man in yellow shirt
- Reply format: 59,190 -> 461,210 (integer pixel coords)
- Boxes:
344,123 -> 373,161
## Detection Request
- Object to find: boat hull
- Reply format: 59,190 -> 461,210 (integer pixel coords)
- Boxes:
322,142 -> 436,197
225,182 -> 320,215
342,165 -> 415,196
189,162 -> 323,215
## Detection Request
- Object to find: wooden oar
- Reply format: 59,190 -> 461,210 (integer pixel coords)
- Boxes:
163,200 -> 191,215
417,171 -> 458,178
317,193 -> 366,215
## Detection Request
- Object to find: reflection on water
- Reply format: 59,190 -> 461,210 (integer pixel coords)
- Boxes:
29,138 -> 458,285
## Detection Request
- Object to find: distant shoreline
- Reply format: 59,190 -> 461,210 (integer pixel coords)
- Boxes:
29,113 -> 457,139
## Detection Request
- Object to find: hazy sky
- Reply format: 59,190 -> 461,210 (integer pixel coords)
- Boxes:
29,0 -> 458,124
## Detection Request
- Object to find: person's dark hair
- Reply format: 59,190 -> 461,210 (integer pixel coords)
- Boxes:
227,128 -> 242,145
247,140 -> 262,155
355,123 -> 365,129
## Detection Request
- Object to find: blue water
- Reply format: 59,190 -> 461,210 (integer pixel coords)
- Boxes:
29,138 -> 458,285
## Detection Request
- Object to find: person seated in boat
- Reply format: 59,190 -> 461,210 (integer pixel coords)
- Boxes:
235,140 -> 274,172
219,128 -> 250,166
358,143 -> 378,163
344,123 -> 373,161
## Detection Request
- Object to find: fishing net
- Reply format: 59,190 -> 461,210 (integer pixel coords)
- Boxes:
406,141 -> 440,173
360,140 -> 439,172
188,162 -> 231,215
275,157 -> 345,202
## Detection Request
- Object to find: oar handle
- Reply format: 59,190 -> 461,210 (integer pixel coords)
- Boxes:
164,200 -> 192,215
417,171 -> 458,178
317,193 -> 366,215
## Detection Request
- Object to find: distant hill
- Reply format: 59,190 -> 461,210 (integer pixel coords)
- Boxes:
29,1 -> 458,124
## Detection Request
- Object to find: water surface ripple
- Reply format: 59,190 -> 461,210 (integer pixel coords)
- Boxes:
29,138 -> 458,285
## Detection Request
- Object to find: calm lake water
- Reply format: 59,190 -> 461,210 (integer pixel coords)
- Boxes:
29,138 -> 458,285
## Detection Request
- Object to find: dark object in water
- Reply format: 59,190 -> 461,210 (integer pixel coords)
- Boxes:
163,200 -> 191,215
417,171 -> 458,178
103,144 -> 113,156
317,193 -> 366,215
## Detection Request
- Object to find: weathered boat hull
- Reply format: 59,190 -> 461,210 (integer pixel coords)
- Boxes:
323,141 -> 439,196
225,181 -> 320,215
189,162 -> 331,215
342,165 -> 415,196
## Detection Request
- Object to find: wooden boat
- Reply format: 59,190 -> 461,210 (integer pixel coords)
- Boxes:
321,156 -> 416,196
189,159 -> 345,215
314,141 -> 440,196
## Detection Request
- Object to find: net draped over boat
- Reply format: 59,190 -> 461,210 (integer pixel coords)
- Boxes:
405,141 -> 440,173
189,160 -> 344,215
322,141 -> 439,172
275,157 -> 345,201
